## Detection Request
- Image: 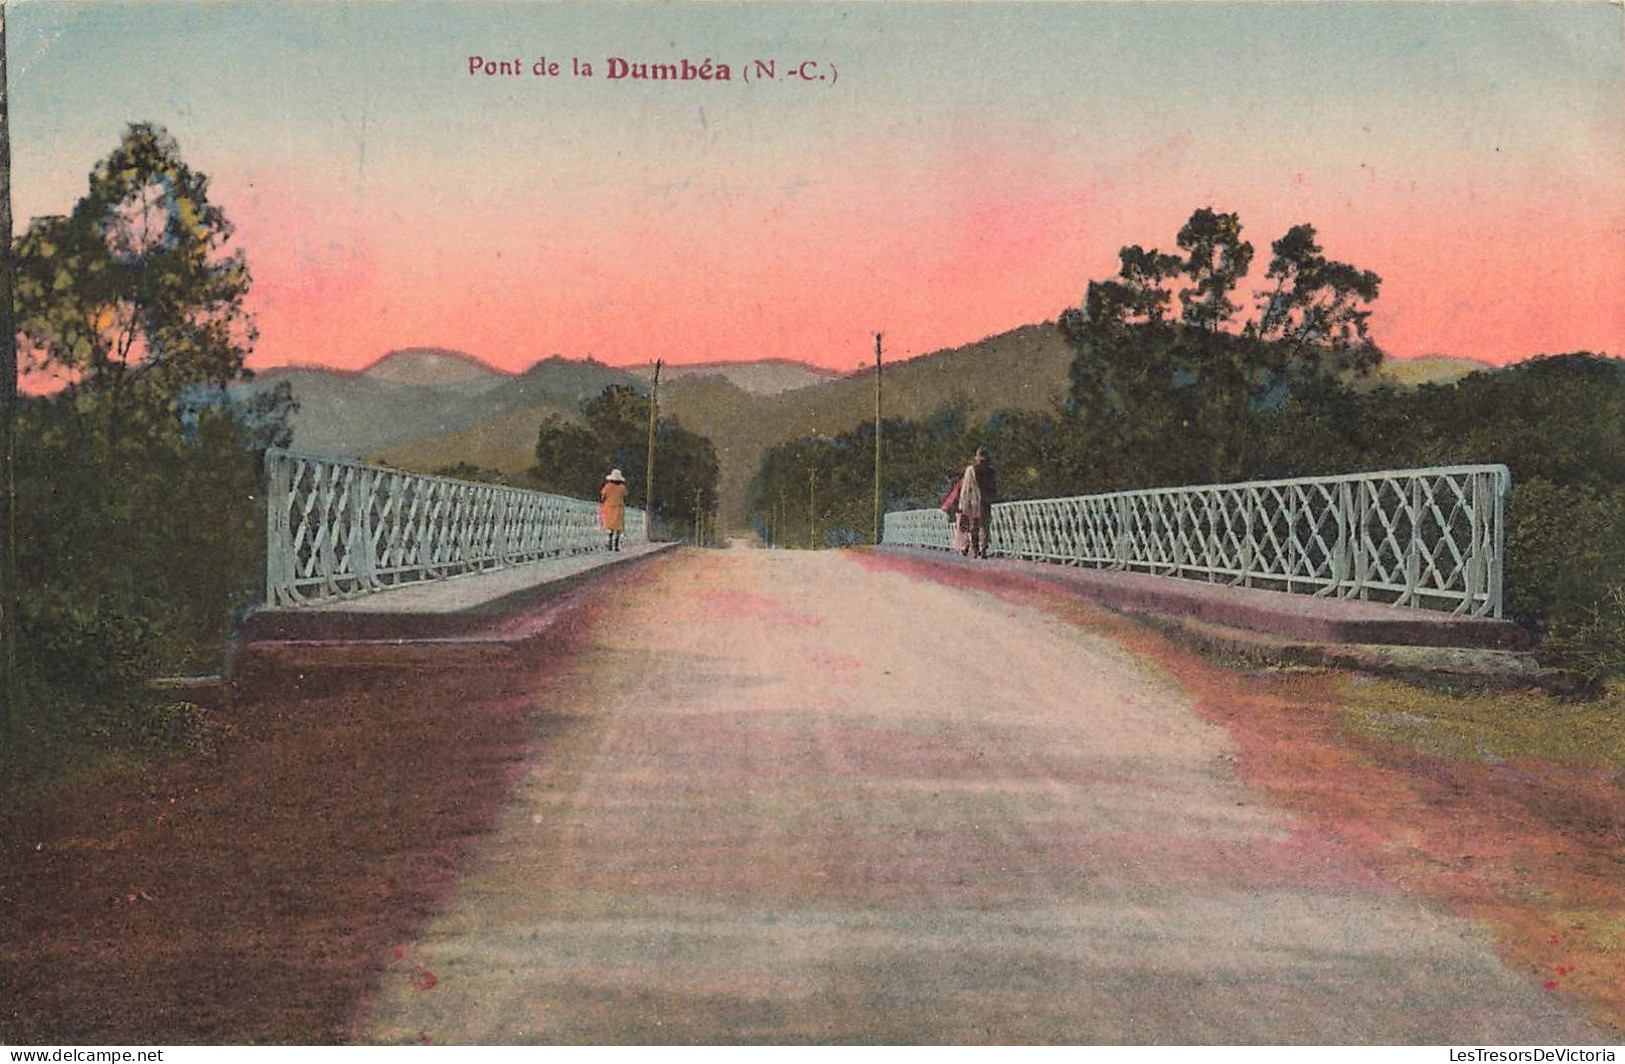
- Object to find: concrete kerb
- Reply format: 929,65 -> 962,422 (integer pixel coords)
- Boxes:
877,545 -> 1528,649
873,545 -> 1568,692
234,542 -> 679,648
1128,609 -> 1580,696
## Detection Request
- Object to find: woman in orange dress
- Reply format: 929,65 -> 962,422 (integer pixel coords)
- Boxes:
600,468 -> 628,551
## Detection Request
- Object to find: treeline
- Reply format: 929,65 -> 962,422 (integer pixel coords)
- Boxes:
750,207 -> 1625,679
748,406 -> 1055,549
6,124 -> 296,786
438,384 -> 721,542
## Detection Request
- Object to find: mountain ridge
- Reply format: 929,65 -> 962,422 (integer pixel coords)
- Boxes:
370,322 -> 1078,522
256,332 -> 1509,523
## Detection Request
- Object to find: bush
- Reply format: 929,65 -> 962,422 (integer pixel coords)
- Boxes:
13,591 -> 208,786
5,398 -> 265,790
1544,586 -> 1625,685
18,590 -> 164,702
824,525 -> 864,548
1505,478 -> 1625,634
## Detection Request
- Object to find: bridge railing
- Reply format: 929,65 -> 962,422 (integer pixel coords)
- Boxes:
264,449 -> 646,607
884,464 -> 1510,618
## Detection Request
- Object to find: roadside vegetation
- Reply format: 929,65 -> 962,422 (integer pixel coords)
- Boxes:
4,124 -> 295,795
1340,676 -> 1625,767
752,206 -> 1625,682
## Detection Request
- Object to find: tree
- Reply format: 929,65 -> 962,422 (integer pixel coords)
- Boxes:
1062,209 -> 1391,490
1176,207 -> 1253,333
531,385 -> 720,536
532,414 -> 606,498
1254,223 -> 1382,375
1083,245 -> 1184,330
5,124 -> 283,785
14,122 -> 257,446
582,384 -> 653,483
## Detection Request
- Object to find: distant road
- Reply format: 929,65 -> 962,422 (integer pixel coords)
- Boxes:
363,549 -> 1598,1044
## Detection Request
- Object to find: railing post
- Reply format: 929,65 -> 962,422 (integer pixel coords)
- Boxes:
1462,473 -> 1485,616
1241,488 -> 1256,588
1113,495 -> 1132,570
1173,493 -> 1190,576
454,483 -> 472,573
316,462 -> 338,600
1331,481 -> 1352,596
1492,468 -> 1508,619
1287,487 -> 1299,594
1402,476 -> 1422,609
1355,479 -> 1372,600
490,489 -> 504,562
1462,468 -> 1505,618
263,450 -> 291,606
352,466 -> 376,592
419,479 -> 439,578
1204,489 -> 1218,583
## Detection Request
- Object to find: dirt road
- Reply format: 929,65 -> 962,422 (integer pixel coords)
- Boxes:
362,549 -> 1600,1044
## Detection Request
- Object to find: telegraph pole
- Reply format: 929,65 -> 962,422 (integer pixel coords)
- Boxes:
0,3 -> 18,778
873,332 -> 883,546
807,467 -> 817,550
644,358 -> 660,539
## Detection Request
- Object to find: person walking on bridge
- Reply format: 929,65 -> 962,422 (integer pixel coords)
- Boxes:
941,446 -> 997,558
600,469 -> 628,551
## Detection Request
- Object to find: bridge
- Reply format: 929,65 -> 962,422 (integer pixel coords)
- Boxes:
13,453 -> 1603,1044
249,451 -> 1521,649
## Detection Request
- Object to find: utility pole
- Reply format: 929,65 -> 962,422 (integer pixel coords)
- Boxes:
0,3 -> 18,779
644,358 -> 660,539
693,486 -> 703,546
807,467 -> 817,551
873,331 -> 883,546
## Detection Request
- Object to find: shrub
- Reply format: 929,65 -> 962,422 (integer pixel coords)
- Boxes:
1544,586 -> 1625,685
1505,478 -> 1625,634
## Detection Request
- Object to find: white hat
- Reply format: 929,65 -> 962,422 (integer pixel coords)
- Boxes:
606,469 -> 626,482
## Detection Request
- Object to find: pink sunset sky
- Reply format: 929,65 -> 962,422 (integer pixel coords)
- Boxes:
11,2 -> 1625,373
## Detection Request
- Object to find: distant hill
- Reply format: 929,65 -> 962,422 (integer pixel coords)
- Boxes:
361,347 -> 510,391
367,323 -> 1076,522
371,396 -> 581,475
236,350 -> 641,459
663,323 -> 1074,525
1373,354 -> 1494,388
496,356 -> 648,407
626,359 -> 844,396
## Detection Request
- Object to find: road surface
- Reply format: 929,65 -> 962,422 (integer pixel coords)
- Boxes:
362,548 -> 1599,1044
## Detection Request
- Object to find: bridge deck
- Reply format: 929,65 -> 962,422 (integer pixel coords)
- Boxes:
355,548 -> 1596,1044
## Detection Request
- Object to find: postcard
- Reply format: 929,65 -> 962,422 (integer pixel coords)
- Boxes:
2,0 -> 1622,1048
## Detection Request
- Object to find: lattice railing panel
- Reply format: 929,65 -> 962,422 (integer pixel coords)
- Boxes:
885,465 -> 1508,617
265,449 -> 647,606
